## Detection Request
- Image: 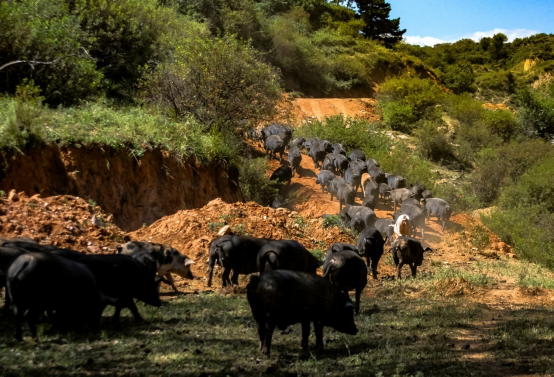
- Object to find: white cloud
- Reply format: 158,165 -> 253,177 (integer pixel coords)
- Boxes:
404,36 -> 449,47
404,28 -> 540,47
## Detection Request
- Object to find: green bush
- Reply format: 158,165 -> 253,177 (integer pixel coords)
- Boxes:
514,86 -> 554,138
441,63 -> 476,94
380,101 -> 417,132
414,119 -> 455,164
483,109 -> 520,141
0,0 -> 102,106
498,157 -> 554,212
378,74 -> 444,117
483,207 -> 554,269
465,140 -> 554,206
237,157 -> 279,206
143,30 -> 282,130
445,93 -> 485,126
294,115 -> 391,156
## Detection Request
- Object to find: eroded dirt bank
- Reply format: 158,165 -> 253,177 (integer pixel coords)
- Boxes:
0,145 -> 242,231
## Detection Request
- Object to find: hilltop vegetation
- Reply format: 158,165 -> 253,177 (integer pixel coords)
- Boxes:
398,33 -> 554,101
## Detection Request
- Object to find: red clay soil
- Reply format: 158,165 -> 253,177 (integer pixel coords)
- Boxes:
0,192 -> 127,253
0,145 -> 242,231
278,97 -> 379,124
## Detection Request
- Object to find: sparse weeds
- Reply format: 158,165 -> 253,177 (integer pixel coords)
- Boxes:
88,198 -> 97,207
208,221 -> 225,232
0,190 -> 6,199
231,223 -> 247,235
294,216 -> 307,230
309,249 -> 325,261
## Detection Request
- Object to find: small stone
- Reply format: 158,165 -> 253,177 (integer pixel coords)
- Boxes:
7,189 -> 19,202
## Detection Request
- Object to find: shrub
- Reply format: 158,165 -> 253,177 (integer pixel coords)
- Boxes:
378,74 -> 444,117
293,115 -> 391,156
237,157 -> 279,206
514,87 -> 554,138
142,30 -> 282,130
483,110 -> 519,141
414,119 -> 455,164
441,63 -> 476,94
445,93 -> 485,126
466,140 -> 554,206
498,157 -> 554,212
483,207 -> 554,269
380,101 -> 417,132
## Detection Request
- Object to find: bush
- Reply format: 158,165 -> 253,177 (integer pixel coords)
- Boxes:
237,157 -> 279,206
465,140 -> 554,207
445,93 -> 485,126
498,157 -> 554,212
441,63 -> 476,94
293,115 -> 391,156
0,0 -> 102,106
378,74 -> 444,117
483,109 -> 520,141
143,30 -> 282,130
414,119 -> 455,164
514,87 -> 554,138
483,207 -> 554,269
380,101 -> 417,132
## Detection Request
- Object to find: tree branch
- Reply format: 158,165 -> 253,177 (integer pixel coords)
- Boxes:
0,47 -> 97,72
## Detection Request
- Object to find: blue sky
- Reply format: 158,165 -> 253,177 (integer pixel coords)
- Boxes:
388,0 -> 554,46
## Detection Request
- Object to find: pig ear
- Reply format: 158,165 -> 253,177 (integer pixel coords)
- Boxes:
424,247 -> 433,253
185,258 -> 195,266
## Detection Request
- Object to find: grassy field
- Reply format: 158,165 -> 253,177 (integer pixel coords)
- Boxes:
1,274 -> 553,377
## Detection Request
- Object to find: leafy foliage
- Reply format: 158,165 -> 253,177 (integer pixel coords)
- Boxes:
143,31 -> 281,130
237,157 -> 279,206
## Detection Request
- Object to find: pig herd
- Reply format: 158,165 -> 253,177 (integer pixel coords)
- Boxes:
0,122 -> 453,358
0,240 -> 195,341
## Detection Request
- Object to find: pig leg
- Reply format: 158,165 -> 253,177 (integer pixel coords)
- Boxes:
27,310 -> 39,340
230,270 -> 239,286
410,264 -> 417,278
355,288 -> 362,314
257,320 -> 266,352
221,267 -> 231,287
127,300 -> 143,321
396,261 -> 404,279
14,306 -> 23,341
371,257 -> 379,280
301,321 -> 310,351
264,321 -> 275,357
314,322 -> 324,352
164,273 -> 178,292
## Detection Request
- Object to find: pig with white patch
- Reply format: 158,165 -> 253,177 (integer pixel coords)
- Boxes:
118,241 -> 195,292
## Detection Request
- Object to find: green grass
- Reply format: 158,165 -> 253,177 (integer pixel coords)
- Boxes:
0,292 -> 482,377
0,98 -> 240,165
2,284 -> 554,376
476,260 -> 554,289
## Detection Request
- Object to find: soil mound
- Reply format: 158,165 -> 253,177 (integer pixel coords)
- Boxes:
0,192 -> 127,253
130,198 -> 355,272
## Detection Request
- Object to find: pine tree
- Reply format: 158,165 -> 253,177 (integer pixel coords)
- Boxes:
353,0 -> 406,47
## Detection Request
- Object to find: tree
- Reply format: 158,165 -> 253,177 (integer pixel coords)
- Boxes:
479,36 -> 492,51
351,0 -> 406,47
489,33 -> 508,60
